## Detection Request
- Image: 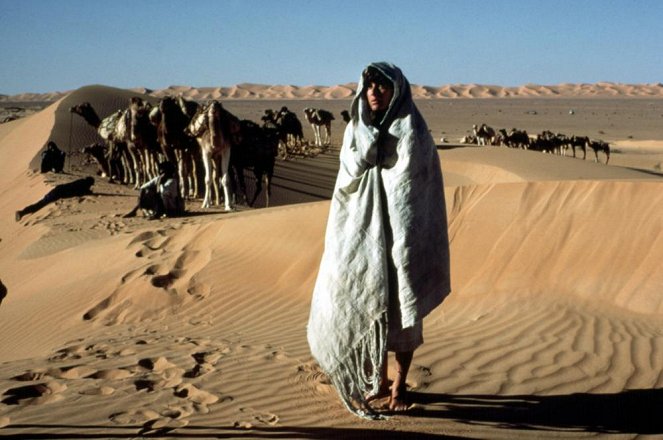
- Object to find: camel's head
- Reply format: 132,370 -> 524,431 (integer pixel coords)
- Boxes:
129,96 -> 143,108
159,96 -> 178,113
81,142 -> 105,155
261,109 -> 275,123
69,102 -> 91,114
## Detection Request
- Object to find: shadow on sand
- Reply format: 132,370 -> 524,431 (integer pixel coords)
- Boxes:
408,388 -> 663,435
3,389 -> 660,438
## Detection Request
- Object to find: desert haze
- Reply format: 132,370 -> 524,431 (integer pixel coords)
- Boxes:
0,82 -> 662,439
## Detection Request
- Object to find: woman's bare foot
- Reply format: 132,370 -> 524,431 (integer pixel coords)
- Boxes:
388,351 -> 413,412
388,375 -> 410,412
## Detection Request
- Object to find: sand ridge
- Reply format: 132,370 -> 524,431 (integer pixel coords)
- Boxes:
4,81 -> 663,103
0,85 -> 662,438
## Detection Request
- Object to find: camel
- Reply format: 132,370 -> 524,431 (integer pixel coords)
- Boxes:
586,139 -> 610,164
70,102 -> 133,184
174,95 -> 199,119
498,128 -> 530,149
530,131 -> 562,154
150,96 -> 201,199
82,142 -> 111,178
460,135 -> 477,144
569,135 -> 588,159
187,100 -> 240,210
473,123 -> 496,146
275,107 -> 305,154
231,120 -> 279,207
128,97 -> 161,187
303,107 -> 335,147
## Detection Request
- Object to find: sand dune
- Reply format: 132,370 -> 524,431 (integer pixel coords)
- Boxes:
4,81 -> 663,103
0,85 -> 662,438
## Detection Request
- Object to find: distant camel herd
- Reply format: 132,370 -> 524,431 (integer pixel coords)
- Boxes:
459,123 -> 611,163
71,98 -> 614,212
71,98 -> 338,210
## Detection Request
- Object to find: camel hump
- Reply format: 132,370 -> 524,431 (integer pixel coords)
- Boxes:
98,111 -> 123,139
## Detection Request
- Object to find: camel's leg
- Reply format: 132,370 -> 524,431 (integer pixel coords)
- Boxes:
119,148 -> 133,185
219,149 -> 233,211
186,151 -> 196,198
264,172 -> 271,208
127,147 -> 143,189
175,150 -> 188,199
250,169 -> 263,207
233,164 -> 248,205
324,124 -> 331,145
150,151 -> 160,179
212,158 -> 220,206
201,148 -> 214,209
144,150 -> 156,182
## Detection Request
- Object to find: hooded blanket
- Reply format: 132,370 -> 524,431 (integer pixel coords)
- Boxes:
307,62 -> 451,418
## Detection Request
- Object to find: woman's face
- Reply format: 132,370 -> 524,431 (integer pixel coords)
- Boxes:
365,81 -> 394,112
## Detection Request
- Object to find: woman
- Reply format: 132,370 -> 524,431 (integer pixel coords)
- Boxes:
307,62 -> 451,418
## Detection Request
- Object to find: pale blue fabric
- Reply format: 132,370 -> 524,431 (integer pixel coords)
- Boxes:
308,62 -> 450,418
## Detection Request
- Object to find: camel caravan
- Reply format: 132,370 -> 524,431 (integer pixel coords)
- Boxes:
461,123 -> 611,163
71,97 -> 338,211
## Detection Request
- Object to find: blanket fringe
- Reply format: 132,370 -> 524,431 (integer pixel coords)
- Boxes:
327,312 -> 388,419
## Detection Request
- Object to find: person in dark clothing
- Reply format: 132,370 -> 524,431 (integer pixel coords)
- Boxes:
16,176 -> 94,221
40,141 -> 66,173
123,161 -> 184,220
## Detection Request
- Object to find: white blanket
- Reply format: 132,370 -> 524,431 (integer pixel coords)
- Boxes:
307,63 -> 451,418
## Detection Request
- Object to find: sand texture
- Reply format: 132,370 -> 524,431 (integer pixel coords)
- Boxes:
0,84 -> 662,439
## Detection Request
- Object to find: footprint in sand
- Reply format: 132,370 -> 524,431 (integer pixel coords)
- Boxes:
295,361 -> 333,395
130,230 -> 170,258
138,356 -> 177,372
408,364 -> 432,389
187,281 -> 210,300
12,369 -> 51,381
184,350 -> 223,378
137,418 -> 181,436
2,381 -> 67,405
174,383 -> 219,405
47,343 -> 88,361
50,365 -> 98,380
184,363 -> 214,378
161,404 -> 194,420
110,408 -> 160,425
151,270 -> 186,289
90,368 -> 134,380
133,357 -> 185,390
191,350 -> 223,365
236,407 -> 280,426
80,385 -> 115,396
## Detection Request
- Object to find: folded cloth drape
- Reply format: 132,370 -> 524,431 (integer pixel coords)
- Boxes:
307,62 -> 451,418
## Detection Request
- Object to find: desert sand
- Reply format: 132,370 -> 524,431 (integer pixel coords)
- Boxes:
0,83 -> 662,439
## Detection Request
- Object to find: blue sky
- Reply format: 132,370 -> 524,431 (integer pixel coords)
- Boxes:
1,0 -> 662,94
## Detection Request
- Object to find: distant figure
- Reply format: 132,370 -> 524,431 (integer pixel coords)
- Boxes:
40,141 -> 66,173
16,176 -> 94,221
124,161 -> 184,219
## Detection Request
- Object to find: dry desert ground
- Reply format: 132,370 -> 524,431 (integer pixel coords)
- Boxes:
0,82 -> 662,439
